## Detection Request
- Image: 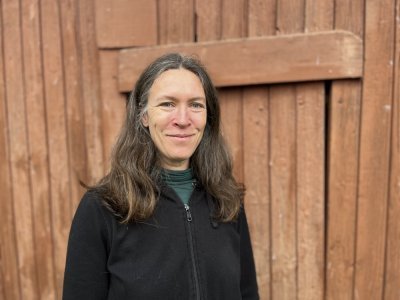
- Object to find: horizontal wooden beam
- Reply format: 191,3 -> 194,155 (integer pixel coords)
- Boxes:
118,30 -> 363,92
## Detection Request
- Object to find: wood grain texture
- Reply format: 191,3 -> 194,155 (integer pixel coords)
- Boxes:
354,0 -> 396,298
296,83 -> 325,300
0,4 -> 21,298
304,0 -> 333,32
383,1 -> 400,297
2,0 -> 39,298
276,0 -> 305,33
95,0 -> 157,48
78,0 -> 104,183
300,2 -> 331,299
326,0 -> 364,299
59,0 -> 88,214
248,0 -> 276,36
118,31 -> 363,92
99,50 -> 127,171
40,0 -> 72,295
218,0 -> 246,184
269,85 -> 297,300
326,80 -> 361,300
219,88 -> 244,182
21,0 -> 57,298
242,87 -> 271,299
270,1 -> 305,298
221,0 -> 248,39
334,0 -> 364,36
245,2 -> 276,298
195,0 -> 222,41
157,0 -> 195,44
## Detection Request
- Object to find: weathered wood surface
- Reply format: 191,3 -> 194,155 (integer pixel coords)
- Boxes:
242,87 -> 271,299
297,1 -> 331,299
326,0 -> 364,299
0,4 -> 21,299
22,0 -> 57,298
158,0 -> 195,44
2,0 -> 39,298
295,83 -> 325,300
118,30 -> 363,92
78,0 -> 104,185
354,0 -> 396,298
244,1 -> 275,299
40,0 -> 72,296
326,80 -> 361,300
271,1 -> 302,299
384,2 -> 400,297
99,50 -> 127,170
95,0 -> 157,48
269,85 -> 298,300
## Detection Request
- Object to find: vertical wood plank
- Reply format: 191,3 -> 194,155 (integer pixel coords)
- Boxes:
269,85 -> 297,300
242,87 -> 271,299
245,1 -> 276,298
221,0 -> 248,38
99,50 -> 127,170
219,88 -> 244,182
384,1 -> 400,298
40,0 -> 71,296
0,4 -> 21,298
300,2 -> 332,300
248,0 -> 276,36
271,0 -> 305,298
95,0 -> 157,48
158,0 -> 195,44
2,0 -> 39,298
219,0 -> 247,182
354,0 -> 396,298
195,0 -> 221,41
327,1 -> 364,299
77,0 -> 104,184
326,80 -> 361,300
21,0 -> 57,298
59,0 -> 88,213
304,0 -> 333,32
334,0 -> 364,37
295,83 -> 325,300
276,0 -> 305,34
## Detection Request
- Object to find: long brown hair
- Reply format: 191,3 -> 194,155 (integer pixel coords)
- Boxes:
94,53 -> 243,223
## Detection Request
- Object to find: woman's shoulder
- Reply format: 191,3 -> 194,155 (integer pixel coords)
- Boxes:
73,189 -> 115,225
78,189 -> 105,210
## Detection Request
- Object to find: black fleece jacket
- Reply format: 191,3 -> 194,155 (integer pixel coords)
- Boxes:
63,184 -> 259,300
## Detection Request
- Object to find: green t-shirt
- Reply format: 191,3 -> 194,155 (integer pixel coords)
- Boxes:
162,169 -> 195,205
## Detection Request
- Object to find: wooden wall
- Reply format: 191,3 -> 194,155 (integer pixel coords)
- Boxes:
0,0 -> 398,299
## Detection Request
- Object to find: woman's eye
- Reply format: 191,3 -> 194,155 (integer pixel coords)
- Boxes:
191,102 -> 205,109
159,102 -> 174,108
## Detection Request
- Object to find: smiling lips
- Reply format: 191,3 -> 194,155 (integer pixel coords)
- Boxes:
166,133 -> 196,139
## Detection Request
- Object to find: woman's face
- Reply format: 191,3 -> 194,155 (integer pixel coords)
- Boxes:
142,68 -> 207,170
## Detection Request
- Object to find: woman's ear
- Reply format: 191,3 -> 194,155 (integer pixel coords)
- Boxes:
141,113 -> 149,127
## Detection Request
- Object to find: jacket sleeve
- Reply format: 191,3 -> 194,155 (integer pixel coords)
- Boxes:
62,192 -> 111,300
239,207 -> 260,300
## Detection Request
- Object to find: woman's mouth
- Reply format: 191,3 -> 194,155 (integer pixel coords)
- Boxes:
167,133 -> 195,140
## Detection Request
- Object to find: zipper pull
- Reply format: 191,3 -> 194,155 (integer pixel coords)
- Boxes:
184,204 -> 192,222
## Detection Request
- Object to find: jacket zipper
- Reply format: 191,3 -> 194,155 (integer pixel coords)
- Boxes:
184,204 -> 201,300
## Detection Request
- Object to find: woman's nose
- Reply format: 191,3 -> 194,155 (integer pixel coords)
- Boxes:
174,106 -> 190,126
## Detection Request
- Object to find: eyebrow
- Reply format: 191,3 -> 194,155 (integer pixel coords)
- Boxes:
155,95 -> 206,102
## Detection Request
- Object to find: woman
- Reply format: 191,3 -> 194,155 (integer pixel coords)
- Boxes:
63,53 -> 259,299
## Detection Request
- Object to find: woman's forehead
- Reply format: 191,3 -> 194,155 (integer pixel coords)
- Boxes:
149,69 -> 205,98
